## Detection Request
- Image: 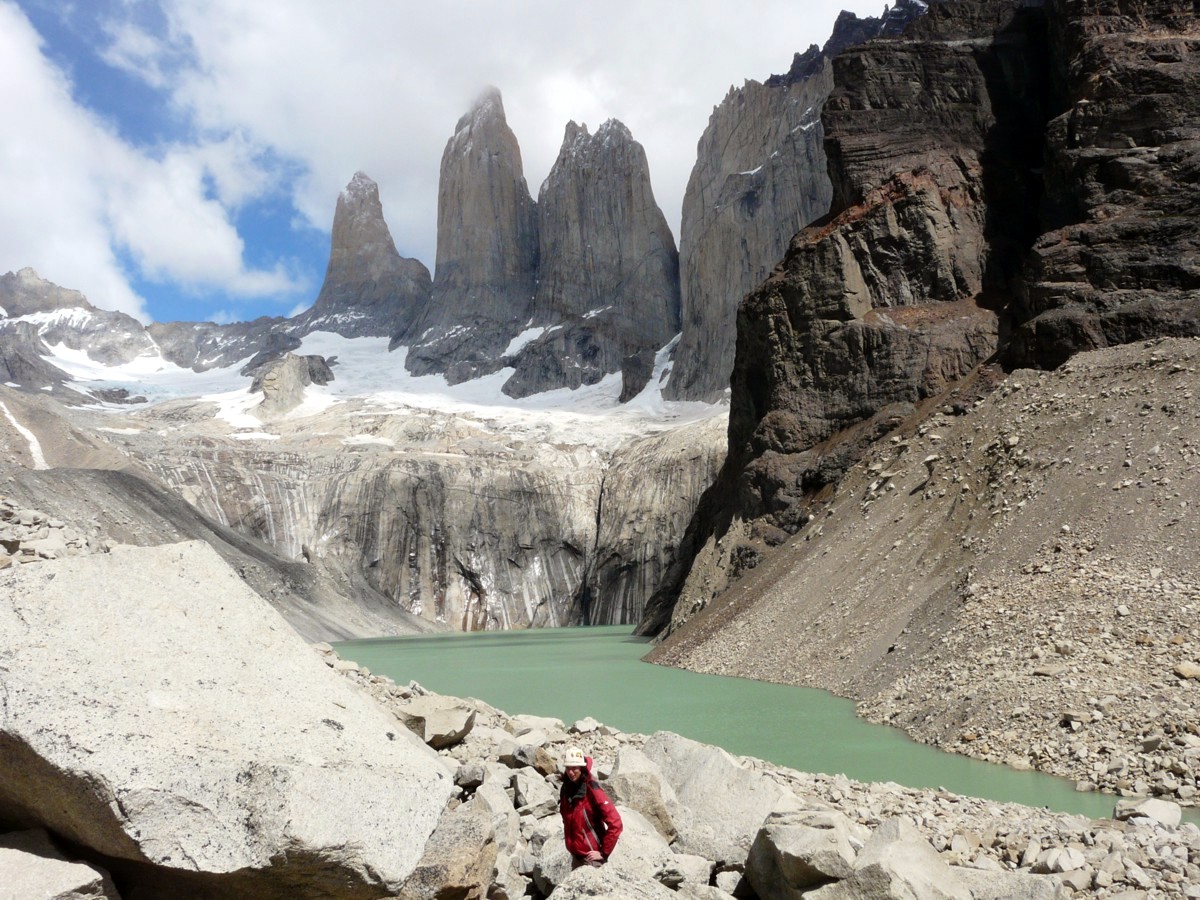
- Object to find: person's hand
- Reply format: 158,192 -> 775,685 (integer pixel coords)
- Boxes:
585,850 -> 604,866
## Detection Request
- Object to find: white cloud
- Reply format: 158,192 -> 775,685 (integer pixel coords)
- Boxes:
2,0 -> 896,322
151,0 -> 891,265
0,0 -> 306,320
98,18 -> 169,87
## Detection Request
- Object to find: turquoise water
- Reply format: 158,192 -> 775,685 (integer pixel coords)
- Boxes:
336,626 -> 1195,822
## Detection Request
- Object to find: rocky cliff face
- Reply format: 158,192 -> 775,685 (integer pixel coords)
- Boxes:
294,172 -> 432,339
1007,0 -> 1200,367
404,88 -> 540,384
112,396 -> 726,632
641,0 -> 1054,634
663,0 -> 928,402
502,121 -> 680,400
646,0 -> 1200,636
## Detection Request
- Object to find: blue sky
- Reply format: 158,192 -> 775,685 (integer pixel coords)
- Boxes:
1,0 -> 889,325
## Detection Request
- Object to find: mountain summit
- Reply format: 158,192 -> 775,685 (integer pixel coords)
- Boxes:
402,87 -> 540,383
298,171 -> 431,339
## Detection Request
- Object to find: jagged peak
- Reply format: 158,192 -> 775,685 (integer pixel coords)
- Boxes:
454,85 -> 507,134
342,171 -> 379,201
595,118 -> 632,143
563,120 -> 589,144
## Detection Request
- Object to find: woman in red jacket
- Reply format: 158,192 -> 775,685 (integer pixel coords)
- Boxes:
559,746 -> 623,867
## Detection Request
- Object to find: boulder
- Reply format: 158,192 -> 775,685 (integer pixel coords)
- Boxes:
510,714 -> 566,736
512,770 -> 558,818
652,852 -> 713,889
548,863 -> 679,899
677,885 -> 738,900
606,771 -> 678,844
745,809 -> 866,897
807,817 -> 972,900
955,866 -> 1067,900
1114,797 -> 1183,828
396,696 -> 477,749
642,731 -> 803,862
532,807 -> 673,895
399,796 -> 498,900
0,829 -> 120,900
0,542 -> 454,898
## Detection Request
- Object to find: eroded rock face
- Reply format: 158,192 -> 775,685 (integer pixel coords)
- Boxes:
248,352 -> 334,418
295,172 -> 432,339
664,0 -> 928,403
129,402 -> 726,632
0,541 -> 454,897
405,87 -> 539,383
1007,0 -> 1200,367
502,120 -> 680,399
642,0 -> 1043,634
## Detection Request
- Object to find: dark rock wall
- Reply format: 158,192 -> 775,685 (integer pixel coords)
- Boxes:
640,0 -> 1054,635
502,120 -> 680,399
1008,0 -> 1200,367
664,0 -> 929,403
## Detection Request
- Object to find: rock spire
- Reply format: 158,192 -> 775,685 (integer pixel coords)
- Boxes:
404,87 -> 539,383
300,171 -> 431,339
502,119 -> 680,399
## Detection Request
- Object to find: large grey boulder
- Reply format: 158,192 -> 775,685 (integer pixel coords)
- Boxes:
745,809 -> 867,897
399,795 -> 497,900
0,541 -> 454,898
642,731 -> 803,862
954,866 -> 1066,900
396,695 -> 477,750
1114,797 -> 1183,827
549,863 -> 679,899
807,818 -> 972,900
0,829 -> 119,900
249,352 -> 334,418
607,746 -> 678,843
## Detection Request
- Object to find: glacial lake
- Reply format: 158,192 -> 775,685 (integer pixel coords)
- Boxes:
336,625 -> 1195,823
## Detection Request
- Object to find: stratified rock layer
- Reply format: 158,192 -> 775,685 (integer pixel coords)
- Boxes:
642,0 -> 1045,634
664,0 -> 928,402
1008,0 -> 1200,367
405,88 -> 539,383
503,120 -> 680,399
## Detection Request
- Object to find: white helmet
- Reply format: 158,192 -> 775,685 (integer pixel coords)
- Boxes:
563,746 -> 586,768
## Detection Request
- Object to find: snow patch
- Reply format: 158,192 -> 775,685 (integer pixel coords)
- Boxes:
342,435 -> 396,448
505,326 -> 548,356
230,432 -> 280,441
0,401 -> 49,469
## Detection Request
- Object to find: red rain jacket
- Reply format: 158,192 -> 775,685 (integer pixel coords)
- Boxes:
559,756 -> 623,860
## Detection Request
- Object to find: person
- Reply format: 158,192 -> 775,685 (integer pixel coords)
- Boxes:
558,746 -> 622,867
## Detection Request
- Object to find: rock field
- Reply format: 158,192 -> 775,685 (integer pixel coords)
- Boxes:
652,337 -> 1200,825
328,647 -> 1200,898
